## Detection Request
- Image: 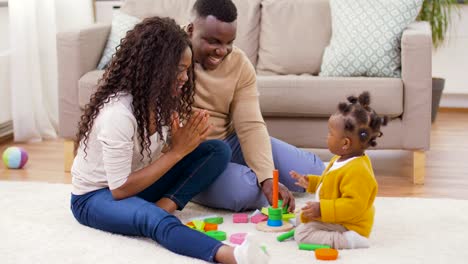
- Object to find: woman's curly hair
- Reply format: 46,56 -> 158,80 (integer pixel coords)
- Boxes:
76,16 -> 195,159
337,91 -> 389,148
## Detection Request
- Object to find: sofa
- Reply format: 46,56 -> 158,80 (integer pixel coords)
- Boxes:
57,0 -> 432,184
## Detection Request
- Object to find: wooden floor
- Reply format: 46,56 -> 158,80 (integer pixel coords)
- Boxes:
1,109 -> 468,199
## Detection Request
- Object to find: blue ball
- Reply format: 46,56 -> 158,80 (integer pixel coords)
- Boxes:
2,146 -> 29,169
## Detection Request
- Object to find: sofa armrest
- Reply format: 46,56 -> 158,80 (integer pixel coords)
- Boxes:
401,21 -> 432,151
57,23 -> 111,139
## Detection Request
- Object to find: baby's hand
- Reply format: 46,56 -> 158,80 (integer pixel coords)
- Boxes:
301,201 -> 321,220
290,170 -> 309,189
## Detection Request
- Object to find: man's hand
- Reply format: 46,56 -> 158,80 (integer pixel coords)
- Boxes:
301,201 -> 321,220
261,178 -> 295,212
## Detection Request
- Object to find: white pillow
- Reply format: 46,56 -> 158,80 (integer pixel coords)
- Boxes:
320,0 -> 423,78
97,10 -> 141,70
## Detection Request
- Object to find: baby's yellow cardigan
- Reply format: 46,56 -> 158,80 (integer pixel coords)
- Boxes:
302,155 -> 378,237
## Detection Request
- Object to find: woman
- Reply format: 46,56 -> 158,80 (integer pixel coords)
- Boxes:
70,17 -> 269,264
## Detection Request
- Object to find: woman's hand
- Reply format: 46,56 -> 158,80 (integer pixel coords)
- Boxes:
111,111 -> 211,200
169,110 -> 212,157
290,170 -> 309,189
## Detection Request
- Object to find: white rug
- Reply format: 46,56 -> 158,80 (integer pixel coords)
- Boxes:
1,181 -> 468,264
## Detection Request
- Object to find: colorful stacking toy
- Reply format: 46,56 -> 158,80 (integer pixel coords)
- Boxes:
256,170 -> 294,232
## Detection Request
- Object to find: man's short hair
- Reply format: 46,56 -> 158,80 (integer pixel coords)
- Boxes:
192,0 -> 237,23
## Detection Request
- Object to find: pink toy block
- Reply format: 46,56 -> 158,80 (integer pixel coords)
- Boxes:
233,213 -> 249,223
251,214 -> 268,224
229,233 -> 247,245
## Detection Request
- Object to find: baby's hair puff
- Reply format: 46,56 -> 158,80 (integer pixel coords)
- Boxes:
337,91 -> 389,148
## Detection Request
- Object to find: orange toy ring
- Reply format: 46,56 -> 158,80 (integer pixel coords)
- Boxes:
315,248 -> 339,260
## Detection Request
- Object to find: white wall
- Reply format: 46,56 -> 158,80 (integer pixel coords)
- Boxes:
433,5 -> 468,100
0,53 -> 10,124
55,0 -> 94,32
0,4 -> 11,124
0,4 -> 8,51
95,1 -> 122,24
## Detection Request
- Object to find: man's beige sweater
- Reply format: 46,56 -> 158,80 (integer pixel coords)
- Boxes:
193,47 -> 273,183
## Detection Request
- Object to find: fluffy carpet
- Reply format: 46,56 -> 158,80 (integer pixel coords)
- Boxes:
1,181 -> 468,264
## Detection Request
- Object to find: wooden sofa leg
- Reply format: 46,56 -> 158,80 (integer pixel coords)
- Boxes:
413,150 -> 425,185
64,139 -> 76,172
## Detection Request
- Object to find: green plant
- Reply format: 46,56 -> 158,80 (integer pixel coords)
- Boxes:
418,0 -> 460,48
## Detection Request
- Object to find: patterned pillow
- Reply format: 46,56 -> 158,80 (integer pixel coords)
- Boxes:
320,0 -> 423,78
97,10 -> 141,70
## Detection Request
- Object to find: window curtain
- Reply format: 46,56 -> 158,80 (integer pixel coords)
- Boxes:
8,0 -> 93,142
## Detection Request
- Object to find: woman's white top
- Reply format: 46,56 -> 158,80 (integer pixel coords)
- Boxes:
71,94 -> 168,195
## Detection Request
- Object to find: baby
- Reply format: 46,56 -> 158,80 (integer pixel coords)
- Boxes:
290,91 -> 388,249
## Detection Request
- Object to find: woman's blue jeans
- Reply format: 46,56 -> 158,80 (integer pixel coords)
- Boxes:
70,140 -> 231,262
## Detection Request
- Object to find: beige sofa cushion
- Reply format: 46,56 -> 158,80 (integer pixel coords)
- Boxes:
79,71 -> 404,119
257,0 -> 331,75
120,0 -> 261,65
78,70 -> 105,109
232,0 -> 262,66
257,75 -> 403,118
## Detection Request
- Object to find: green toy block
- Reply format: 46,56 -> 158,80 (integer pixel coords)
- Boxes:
278,200 -> 289,214
260,245 -> 268,254
261,207 -> 269,216
204,217 -> 224,224
205,230 -> 227,241
282,213 -> 296,221
277,229 -> 295,242
298,243 -> 331,251
193,220 -> 205,231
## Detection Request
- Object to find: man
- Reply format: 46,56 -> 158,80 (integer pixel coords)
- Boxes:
188,0 -> 325,212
